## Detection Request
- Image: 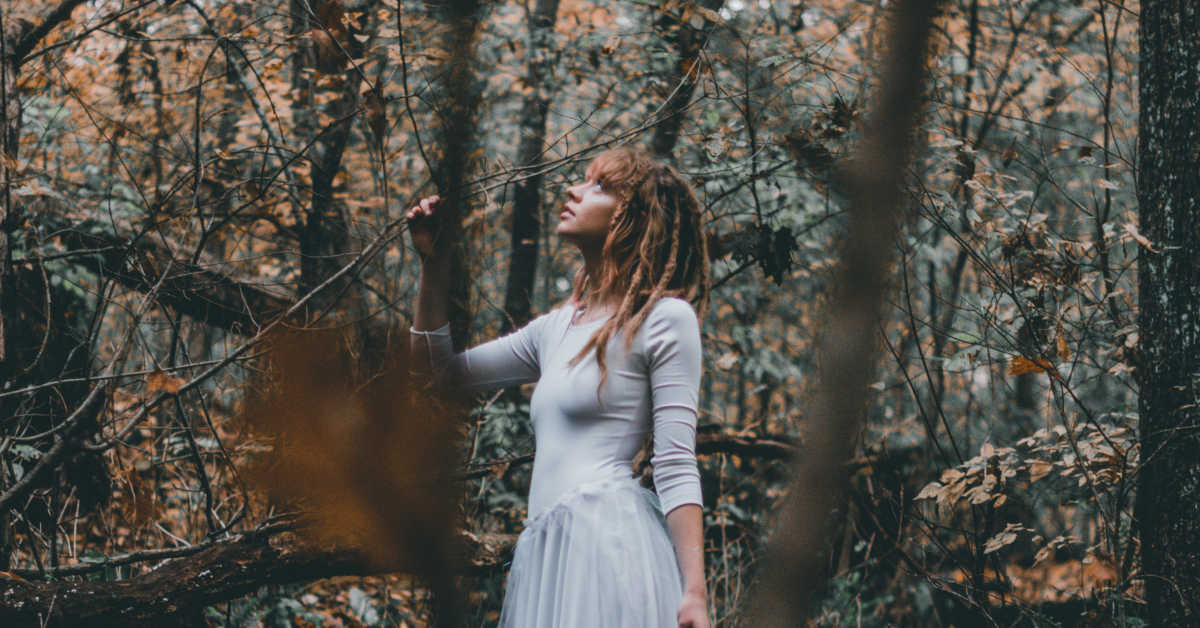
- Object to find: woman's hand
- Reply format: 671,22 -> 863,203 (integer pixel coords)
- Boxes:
677,590 -> 710,628
406,194 -> 445,263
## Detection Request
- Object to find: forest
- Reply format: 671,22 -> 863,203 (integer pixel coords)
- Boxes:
0,0 -> 1196,625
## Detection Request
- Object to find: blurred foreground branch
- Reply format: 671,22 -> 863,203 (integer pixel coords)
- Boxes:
740,0 -> 943,623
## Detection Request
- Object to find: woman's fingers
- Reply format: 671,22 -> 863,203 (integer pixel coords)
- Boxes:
406,195 -> 442,220
418,194 -> 440,214
406,196 -> 446,260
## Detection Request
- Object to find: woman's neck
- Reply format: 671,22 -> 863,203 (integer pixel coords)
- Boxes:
580,245 -> 604,286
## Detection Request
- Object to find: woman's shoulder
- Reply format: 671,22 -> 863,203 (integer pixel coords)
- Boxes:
646,296 -> 699,324
522,302 -> 573,334
639,296 -> 701,344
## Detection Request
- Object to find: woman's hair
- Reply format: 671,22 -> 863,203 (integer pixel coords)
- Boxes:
566,145 -> 711,389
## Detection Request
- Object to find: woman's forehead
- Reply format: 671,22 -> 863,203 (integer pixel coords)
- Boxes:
586,152 -> 625,180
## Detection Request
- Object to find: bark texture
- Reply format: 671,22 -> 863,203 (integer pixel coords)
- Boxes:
650,0 -> 725,159
501,0 -> 560,332
1135,1 -> 1200,622
429,0 -> 486,356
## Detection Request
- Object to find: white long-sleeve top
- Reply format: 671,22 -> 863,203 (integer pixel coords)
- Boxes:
410,297 -> 704,519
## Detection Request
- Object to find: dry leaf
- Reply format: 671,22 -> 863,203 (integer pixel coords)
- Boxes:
146,368 -> 184,394
715,352 -> 738,370
363,86 -> 386,139
1123,222 -> 1156,252
1008,356 -> 1047,376
1056,331 -> 1071,361
1029,460 -> 1054,481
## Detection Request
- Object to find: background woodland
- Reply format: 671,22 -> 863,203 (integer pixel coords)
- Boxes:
1,0 -> 1187,625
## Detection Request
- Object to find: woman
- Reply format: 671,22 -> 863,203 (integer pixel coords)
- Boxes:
408,146 -> 711,627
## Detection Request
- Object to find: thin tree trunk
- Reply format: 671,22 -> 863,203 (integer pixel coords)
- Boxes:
1135,1 -> 1200,622
501,0 -> 561,332
295,2 -> 365,315
429,0 -> 486,357
0,8 -> 21,367
650,0 -> 725,159
0,8 -> 26,571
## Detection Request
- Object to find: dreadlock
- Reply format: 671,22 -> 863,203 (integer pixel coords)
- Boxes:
565,146 -> 711,393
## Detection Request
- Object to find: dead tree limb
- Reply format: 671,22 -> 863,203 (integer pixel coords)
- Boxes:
0,527 -> 514,627
43,216 -> 291,334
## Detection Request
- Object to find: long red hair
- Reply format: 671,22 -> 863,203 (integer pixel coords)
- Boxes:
566,146 -> 711,389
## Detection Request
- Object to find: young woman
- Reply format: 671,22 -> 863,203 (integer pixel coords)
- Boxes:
408,146 -> 711,627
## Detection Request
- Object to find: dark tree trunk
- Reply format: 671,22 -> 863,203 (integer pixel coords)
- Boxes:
1,5 -> 96,570
429,0 -> 486,356
1135,2 -> 1200,623
650,0 -> 725,159
0,12 -> 18,570
295,2 -> 365,315
501,0 -> 560,332
0,8 -> 21,369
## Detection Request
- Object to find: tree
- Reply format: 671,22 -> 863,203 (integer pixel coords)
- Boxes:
501,0 -> 562,332
1135,1 -> 1200,622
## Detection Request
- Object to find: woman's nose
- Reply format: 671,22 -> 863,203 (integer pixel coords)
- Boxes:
566,184 -> 582,200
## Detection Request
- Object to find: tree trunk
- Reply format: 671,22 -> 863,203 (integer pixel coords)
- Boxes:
429,0 -> 486,356
1135,2 -> 1200,623
650,0 -> 725,159
0,4 -> 96,570
0,9 -> 18,571
0,7 -> 21,368
295,2 -> 365,316
501,0 -> 560,332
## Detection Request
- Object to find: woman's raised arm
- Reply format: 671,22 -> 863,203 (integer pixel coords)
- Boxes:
406,194 -> 551,394
408,195 -> 451,332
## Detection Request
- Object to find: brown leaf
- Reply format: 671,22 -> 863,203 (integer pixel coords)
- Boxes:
363,86 -> 386,139
489,461 -> 510,479
1029,460 -> 1054,482
1056,330 -> 1070,361
1008,356 -> 1057,377
1123,222 -> 1157,252
146,368 -> 184,394
1001,139 -> 1018,167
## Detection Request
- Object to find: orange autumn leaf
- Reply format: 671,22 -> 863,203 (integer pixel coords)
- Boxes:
146,368 -> 185,394
1056,332 -> 1071,361
1009,356 -> 1059,378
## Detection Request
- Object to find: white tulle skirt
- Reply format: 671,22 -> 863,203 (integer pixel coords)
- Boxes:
498,475 -> 684,627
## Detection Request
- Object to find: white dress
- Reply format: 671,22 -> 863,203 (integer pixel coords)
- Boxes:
410,297 -> 704,627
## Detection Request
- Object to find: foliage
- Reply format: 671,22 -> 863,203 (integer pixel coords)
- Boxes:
0,0 -> 1146,624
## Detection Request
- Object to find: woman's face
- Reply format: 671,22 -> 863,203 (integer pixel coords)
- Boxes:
556,164 -> 620,248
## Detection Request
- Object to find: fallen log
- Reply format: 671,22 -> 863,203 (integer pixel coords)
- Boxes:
0,527 -> 514,627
